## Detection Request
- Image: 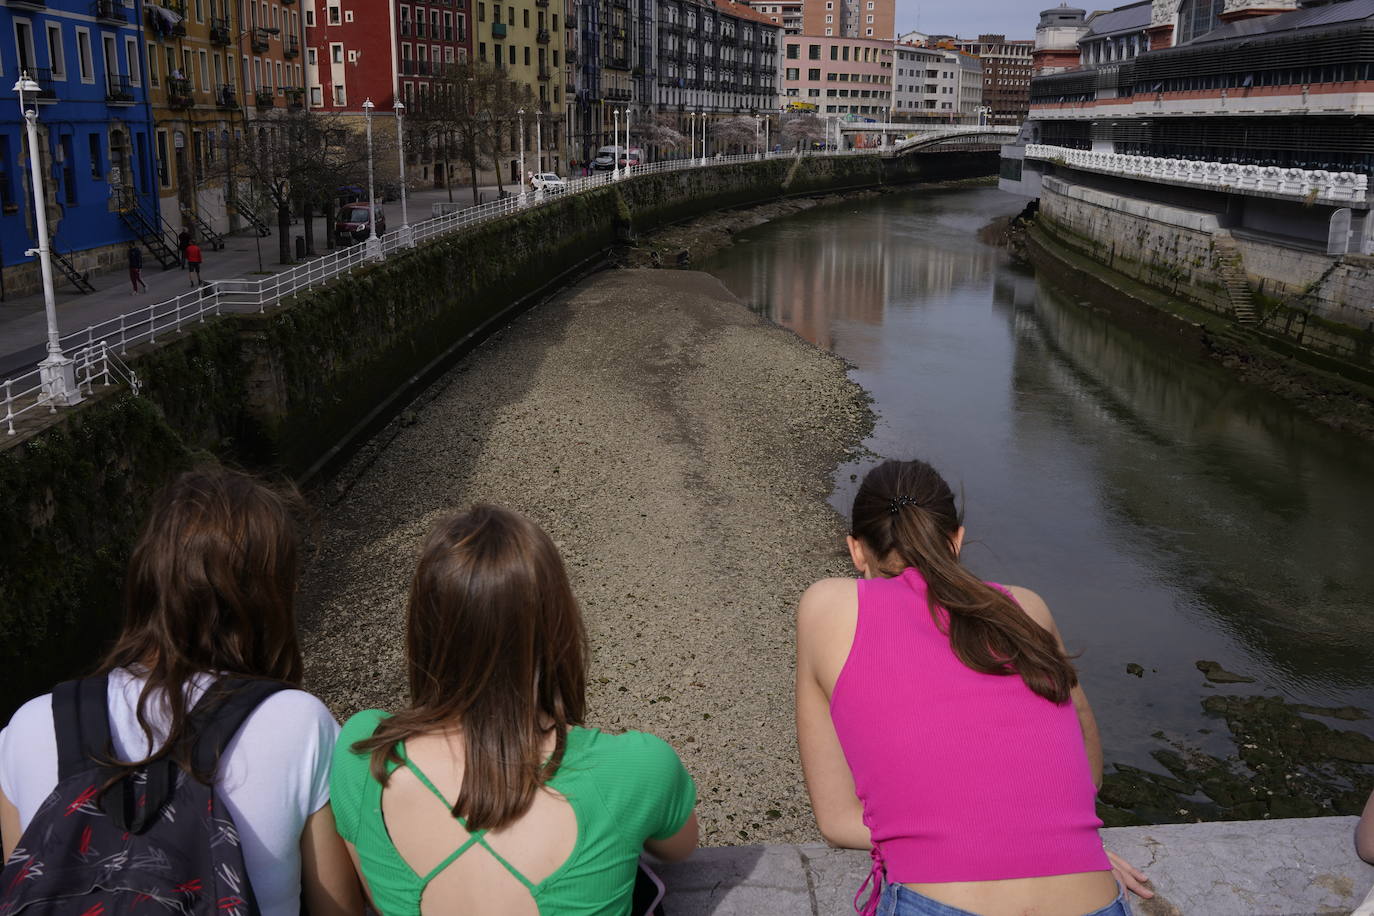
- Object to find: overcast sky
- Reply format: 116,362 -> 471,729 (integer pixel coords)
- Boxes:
895,0 -> 1043,39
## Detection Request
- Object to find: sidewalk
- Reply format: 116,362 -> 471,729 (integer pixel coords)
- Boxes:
0,184 -> 502,379
656,817 -> 1371,915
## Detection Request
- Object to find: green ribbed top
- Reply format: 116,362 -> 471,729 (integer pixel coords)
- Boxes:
331,710 -> 696,916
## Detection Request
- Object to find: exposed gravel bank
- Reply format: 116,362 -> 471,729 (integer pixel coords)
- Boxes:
298,268 -> 873,845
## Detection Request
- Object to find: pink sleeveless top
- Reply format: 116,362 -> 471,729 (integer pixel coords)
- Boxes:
830,569 -> 1109,914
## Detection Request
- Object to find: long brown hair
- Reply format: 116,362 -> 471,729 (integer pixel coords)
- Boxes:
850,459 -> 1077,704
354,504 -> 588,832
98,466 -> 304,777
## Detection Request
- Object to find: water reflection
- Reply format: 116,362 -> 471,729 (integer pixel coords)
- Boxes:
704,186 -> 1374,767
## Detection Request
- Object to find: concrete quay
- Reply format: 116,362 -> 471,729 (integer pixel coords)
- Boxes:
655,817 -> 1370,915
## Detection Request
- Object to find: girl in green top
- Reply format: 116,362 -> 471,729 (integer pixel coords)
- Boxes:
330,505 -> 699,915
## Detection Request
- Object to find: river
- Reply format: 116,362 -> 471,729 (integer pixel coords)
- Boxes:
700,185 -> 1374,820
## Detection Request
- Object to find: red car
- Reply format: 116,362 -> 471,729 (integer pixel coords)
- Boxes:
335,203 -> 385,243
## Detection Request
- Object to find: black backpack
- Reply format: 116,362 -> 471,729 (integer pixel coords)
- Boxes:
0,675 -> 289,916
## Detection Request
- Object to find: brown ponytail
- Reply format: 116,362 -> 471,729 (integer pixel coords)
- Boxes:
850,459 -> 1077,704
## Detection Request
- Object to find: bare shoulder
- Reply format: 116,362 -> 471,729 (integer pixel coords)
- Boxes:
1002,585 -> 1057,633
797,578 -> 859,621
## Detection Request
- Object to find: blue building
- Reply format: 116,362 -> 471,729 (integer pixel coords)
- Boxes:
1,0 -> 163,298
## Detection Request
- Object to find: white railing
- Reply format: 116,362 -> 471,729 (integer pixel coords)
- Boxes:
1024,144 -> 1370,205
4,139 -> 976,434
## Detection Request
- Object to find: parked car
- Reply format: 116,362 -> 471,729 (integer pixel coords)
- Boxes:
592,145 -> 623,170
336,203 -> 385,243
618,148 -> 643,168
531,172 -> 567,192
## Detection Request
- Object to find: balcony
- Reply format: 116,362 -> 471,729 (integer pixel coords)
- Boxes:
251,28 -> 272,52
93,0 -> 127,23
566,14 -> 577,28
286,88 -> 304,109
210,18 -> 231,43
492,21 -> 507,37
606,55 -> 630,70
216,83 -> 238,108
255,87 -> 275,108
536,0 -> 549,6
284,35 -> 300,58
566,49 -> 577,63
537,28 -> 550,43
167,76 -> 193,108
8,0 -> 46,9
105,73 -> 136,105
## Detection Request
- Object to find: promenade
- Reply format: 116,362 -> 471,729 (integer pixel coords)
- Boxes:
0,184 -> 499,379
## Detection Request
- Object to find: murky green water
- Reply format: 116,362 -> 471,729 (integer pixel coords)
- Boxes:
701,186 -> 1374,803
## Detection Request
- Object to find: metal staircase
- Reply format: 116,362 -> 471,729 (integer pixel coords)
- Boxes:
229,194 -> 271,237
1212,239 -> 1257,325
115,190 -> 180,269
51,244 -> 95,293
182,206 -> 226,250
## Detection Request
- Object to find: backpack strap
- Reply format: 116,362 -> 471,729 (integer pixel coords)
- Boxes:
186,677 -> 292,776
52,676 -> 113,781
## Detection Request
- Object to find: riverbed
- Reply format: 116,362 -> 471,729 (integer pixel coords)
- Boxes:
699,185 -> 1374,823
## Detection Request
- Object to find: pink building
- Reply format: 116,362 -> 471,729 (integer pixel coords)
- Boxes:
780,35 -> 892,118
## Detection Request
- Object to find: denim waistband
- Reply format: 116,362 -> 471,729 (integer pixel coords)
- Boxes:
874,882 -> 1132,916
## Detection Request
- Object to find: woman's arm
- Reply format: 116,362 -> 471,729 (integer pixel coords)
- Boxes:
1357,788 -> 1374,864
299,804 -> 365,916
796,579 -> 870,849
1,785 -> 20,862
645,811 -> 699,863
1005,585 -> 1102,787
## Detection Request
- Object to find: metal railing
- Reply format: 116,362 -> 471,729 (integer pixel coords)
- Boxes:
3,138 -> 974,433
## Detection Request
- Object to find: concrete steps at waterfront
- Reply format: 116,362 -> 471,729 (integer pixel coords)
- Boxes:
1212,240 -> 1260,325
653,817 -> 1370,915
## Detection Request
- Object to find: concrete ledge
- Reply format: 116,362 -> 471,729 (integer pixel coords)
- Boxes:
653,817 -> 1370,915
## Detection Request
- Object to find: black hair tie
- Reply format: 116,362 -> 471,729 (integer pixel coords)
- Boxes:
888,495 -> 918,515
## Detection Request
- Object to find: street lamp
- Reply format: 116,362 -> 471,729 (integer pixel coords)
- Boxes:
14,72 -> 78,407
612,108 -> 620,180
697,111 -> 705,165
622,107 -> 631,176
394,99 -> 412,245
517,107 -> 527,202
535,109 -> 543,183
689,112 -> 696,165
362,97 -> 381,259
754,115 -> 761,160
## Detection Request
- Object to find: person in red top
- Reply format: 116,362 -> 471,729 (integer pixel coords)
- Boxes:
185,241 -> 203,287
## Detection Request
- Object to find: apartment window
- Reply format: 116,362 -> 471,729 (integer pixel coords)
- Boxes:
493,43 -> 501,64
808,68 -> 819,79
522,7 -> 528,26
331,42 -> 343,63
305,9 -> 314,24
125,37 -> 139,85
147,42 -> 159,85
523,45 -> 529,65
807,43 -> 819,59
866,15 -> 873,22
479,41 -> 486,60
332,81 -> 345,104
785,66 -> 797,79
785,43 -> 798,59
76,28 -> 94,82
199,50 -> 209,89
479,2 -> 485,20
88,133 -> 101,179
45,24 -> 64,80
328,4 -> 341,23
307,47 -> 316,64
156,129 -> 169,186
508,44 -> 515,64
824,14 -> 832,22
310,85 -> 322,105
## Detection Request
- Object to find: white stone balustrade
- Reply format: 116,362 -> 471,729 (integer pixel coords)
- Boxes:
1024,144 -> 1369,205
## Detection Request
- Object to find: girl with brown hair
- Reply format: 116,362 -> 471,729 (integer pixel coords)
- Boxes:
330,504 -> 698,915
0,467 -> 362,915
796,459 -> 1151,916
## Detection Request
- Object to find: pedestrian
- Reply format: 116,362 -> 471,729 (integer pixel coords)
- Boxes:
176,227 -> 191,268
185,239 -> 203,287
126,243 -> 146,293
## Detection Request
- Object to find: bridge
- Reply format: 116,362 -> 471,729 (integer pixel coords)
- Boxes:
831,123 -> 1020,154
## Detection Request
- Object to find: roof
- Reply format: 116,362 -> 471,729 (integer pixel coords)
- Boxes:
1186,0 -> 1374,43
1081,0 -> 1150,40
715,0 -> 781,27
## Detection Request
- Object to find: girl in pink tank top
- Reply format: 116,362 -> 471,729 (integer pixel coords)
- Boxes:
795,459 -> 1153,916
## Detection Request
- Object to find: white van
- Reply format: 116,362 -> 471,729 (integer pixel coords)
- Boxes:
592,145 -> 623,171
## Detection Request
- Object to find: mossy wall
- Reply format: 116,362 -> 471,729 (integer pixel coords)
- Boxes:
0,151 -> 996,718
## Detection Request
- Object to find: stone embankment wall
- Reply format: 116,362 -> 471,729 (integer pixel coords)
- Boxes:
0,151 -> 997,717
1036,175 -> 1374,373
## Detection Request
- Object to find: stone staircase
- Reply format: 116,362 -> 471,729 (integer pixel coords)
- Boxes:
1212,238 -> 1258,325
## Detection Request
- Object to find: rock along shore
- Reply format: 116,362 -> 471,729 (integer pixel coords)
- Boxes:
298,268 -> 874,846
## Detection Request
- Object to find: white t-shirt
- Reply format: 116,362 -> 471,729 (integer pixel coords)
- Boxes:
0,668 -> 339,915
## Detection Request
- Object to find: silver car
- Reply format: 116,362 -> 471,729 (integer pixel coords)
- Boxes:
531,172 -> 567,193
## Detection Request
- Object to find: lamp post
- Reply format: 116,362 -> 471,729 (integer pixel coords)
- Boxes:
754,115 -> 761,160
14,72 -> 78,407
394,99 -> 410,244
517,107 -> 527,202
622,107 -> 631,176
689,111 -> 696,165
697,111 -> 705,165
534,109 -> 544,200
764,115 -> 770,157
362,97 -> 381,259
612,108 -> 621,180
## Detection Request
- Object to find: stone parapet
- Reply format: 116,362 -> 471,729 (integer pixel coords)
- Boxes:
655,817 -> 1369,915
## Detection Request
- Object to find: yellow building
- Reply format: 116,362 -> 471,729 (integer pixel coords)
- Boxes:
475,0 -> 566,178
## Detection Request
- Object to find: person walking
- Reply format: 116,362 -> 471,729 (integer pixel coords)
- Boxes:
176,227 -> 191,268
185,240 -> 203,287
127,243 -> 146,293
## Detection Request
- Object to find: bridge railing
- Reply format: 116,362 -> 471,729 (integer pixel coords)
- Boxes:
3,132 -> 1001,433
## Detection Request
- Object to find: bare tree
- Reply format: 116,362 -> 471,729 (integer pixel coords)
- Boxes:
418,62 -> 532,204
710,116 -> 758,155
781,114 -> 827,151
